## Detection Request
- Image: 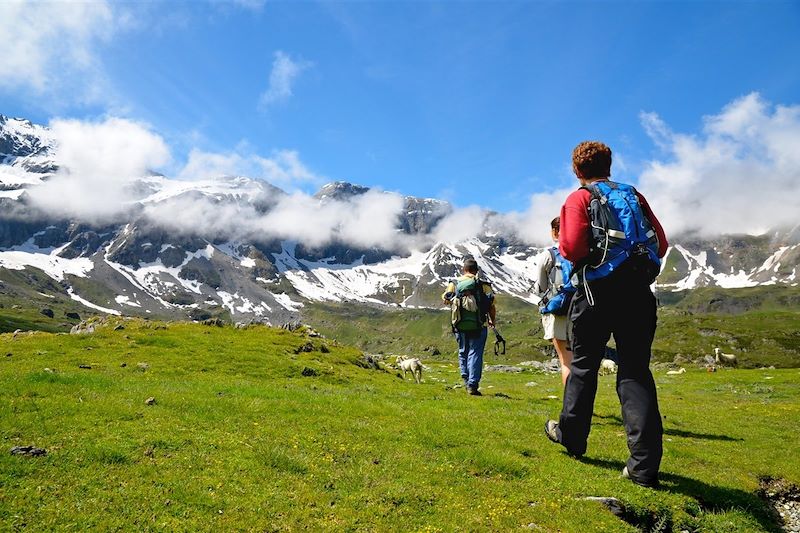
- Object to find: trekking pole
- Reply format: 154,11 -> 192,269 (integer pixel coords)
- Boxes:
492,326 -> 506,356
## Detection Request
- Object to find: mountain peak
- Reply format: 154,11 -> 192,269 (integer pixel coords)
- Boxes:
314,181 -> 371,201
0,113 -> 54,161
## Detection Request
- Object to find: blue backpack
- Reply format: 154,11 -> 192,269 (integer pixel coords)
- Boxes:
540,247 -> 575,315
581,181 -> 661,283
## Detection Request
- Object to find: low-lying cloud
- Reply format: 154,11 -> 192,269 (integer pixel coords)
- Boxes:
18,116 -> 410,251
637,93 -> 800,237
13,93 -> 800,254
140,188 -> 408,251
177,148 -> 324,189
26,117 -> 170,222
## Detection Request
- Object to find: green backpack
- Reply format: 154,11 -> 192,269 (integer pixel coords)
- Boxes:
450,277 -> 489,332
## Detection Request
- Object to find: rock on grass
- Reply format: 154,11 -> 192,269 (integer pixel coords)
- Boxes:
10,446 -> 47,457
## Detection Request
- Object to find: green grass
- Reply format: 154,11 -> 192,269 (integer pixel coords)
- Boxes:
304,294 -> 553,361
305,294 -> 800,368
0,267 -> 100,334
659,285 -> 800,313
1,319 -> 798,531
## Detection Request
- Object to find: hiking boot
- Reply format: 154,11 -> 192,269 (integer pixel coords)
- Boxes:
544,420 -> 560,443
544,420 -> 585,457
467,386 -> 482,396
622,466 -> 659,488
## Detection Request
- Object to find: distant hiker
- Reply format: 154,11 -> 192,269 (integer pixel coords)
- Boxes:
533,216 -> 575,386
442,257 -> 496,396
543,141 -> 668,488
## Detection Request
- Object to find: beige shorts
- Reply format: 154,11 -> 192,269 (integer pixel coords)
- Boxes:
542,313 -> 569,341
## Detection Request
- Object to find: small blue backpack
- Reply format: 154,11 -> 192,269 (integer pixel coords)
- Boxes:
581,181 -> 661,283
540,247 -> 575,315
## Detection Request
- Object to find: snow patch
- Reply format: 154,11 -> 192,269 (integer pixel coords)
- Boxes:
272,292 -> 304,311
115,295 -> 142,307
0,249 -> 94,281
67,288 -> 120,315
217,291 -> 272,316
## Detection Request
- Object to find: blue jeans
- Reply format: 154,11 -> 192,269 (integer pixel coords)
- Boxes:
456,327 -> 487,388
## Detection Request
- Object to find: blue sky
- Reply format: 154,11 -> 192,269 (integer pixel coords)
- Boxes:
2,0 -> 799,215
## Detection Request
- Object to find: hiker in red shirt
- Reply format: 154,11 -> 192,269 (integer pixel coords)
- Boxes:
544,141 -> 668,488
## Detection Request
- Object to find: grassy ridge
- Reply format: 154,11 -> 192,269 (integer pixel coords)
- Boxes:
305,295 -> 800,368
1,320 -> 798,531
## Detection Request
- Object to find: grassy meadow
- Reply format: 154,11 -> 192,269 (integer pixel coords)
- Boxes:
1,319 -> 799,531
305,293 -> 800,369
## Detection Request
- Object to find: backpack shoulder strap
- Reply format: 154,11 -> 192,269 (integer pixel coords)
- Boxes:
580,183 -> 604,205
547,246 -> 559,278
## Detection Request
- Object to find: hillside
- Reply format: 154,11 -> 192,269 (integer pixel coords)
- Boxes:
4,286 -> 800,369
301,290 -> 800,369
1,319 -> 798,531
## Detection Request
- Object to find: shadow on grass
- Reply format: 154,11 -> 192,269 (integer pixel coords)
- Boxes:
592,414 -> 744,442
578,456 -> 781,532
593,413 -> 623,425
663,428 -> 744,442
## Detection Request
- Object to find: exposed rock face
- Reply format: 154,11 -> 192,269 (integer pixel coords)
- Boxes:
0,218 -> 48,248
314,181 -> 370,201
400,196 -> 451,234
0,115 -> 53,160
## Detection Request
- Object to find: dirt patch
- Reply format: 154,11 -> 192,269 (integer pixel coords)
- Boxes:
759,476 -> 800,532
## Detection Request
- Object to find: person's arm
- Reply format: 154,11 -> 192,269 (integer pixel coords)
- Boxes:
636,192 -> 669,257
488,301 -> 496,327
532,250 -> 552,303
559,189 -> 591,263
442,281 -> 456,305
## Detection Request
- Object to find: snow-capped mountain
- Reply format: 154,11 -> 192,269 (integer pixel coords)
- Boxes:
1,114 -> 798,322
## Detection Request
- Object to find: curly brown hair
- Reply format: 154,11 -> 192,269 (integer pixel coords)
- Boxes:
572,141 -> 612,178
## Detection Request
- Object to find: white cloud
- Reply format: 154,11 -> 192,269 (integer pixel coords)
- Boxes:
258,150 -> 323,188
503,188 -> 574,246
259,51 -> 312,110
177,148 -> 324,188
497,92 -> 800,245
257,188 -> 406,250
337,190 -> 405,248
26,117 -> 170,222
20,92 -> 799,254
19,115 -> 404,250
638,93 -> 800,237
141,187 -> 408,251
430,206 -> 489,244
177,149 -> 249,181
0,0 -> 119,104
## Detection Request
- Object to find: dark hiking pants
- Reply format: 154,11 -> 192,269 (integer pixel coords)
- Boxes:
557,265 -> 663,485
